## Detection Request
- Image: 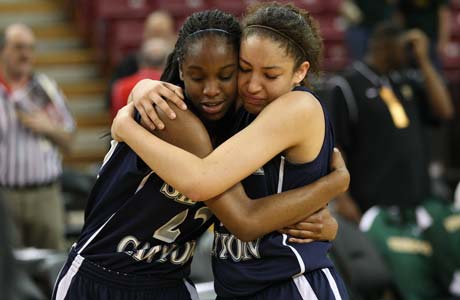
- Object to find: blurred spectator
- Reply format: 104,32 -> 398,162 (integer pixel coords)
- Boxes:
328,22 -> 455,299
343,0 -> 396,61
106,10 -> 175,107
111,37 -> 172,119
0,23 -> 75,250
329,22 -> 453,221
396,0 -> 451,69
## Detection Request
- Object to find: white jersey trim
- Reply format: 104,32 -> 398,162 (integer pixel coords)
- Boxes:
282,234 -> 305,276
293,275 -> 319,300
135,171 -> 154,194
277,156 -> 285,193
55,212 -> 119,298
78,213 -> 116,254
322,268 -> 343,300
277,156 -> 306,276
55,254 -> 84,300
100,140 -> 119,172
184,279 -> 200,300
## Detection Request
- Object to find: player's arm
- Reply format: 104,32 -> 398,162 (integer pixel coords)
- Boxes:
112,91 -> 324,201
206,150 -> 348,241
149,103 -> 348,242
280,207 -> 338,243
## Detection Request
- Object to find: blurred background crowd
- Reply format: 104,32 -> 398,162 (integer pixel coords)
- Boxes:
0,0 -> 459,299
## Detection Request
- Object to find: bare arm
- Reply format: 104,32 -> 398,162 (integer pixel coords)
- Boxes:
280,207 -> 339,243
328,147 -> 362,223
112,91 -> 323,201
144,104 -> 348,241
208,164 -> 347,241
406,29 -> 454,120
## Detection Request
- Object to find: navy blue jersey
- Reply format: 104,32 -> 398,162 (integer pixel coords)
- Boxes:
73,140 -> 214,282
212,86 -> 336,297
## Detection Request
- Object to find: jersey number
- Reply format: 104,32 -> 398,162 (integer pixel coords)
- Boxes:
153,207 -> 212,243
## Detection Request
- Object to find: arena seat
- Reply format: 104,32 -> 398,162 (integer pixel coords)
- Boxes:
93,0 -> 153,19
451,0 -> 460,11
90,0 -> 155,67
451,10 -> 460,40
74,0 -> 94,43
442,42 -> 460,70
209,0 -> 255,16
317,15 -> 346,42
291,0 -> 343,15
174,15 -> 189,31
322,41 -> 350,72
153,0 -> 209,18
108,19 -> 145,66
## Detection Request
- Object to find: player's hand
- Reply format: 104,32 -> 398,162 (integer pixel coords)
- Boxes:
129,79 -> 186,131
330,148 -> 350,193
279,207 -> 338,243
405,29 -> 430,63
111,102 -> 136,142
17,110 -> 55,135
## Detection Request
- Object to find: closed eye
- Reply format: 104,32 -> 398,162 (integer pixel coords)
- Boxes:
239,66 -> 251,73
265,74 -> 279,80
219,72 -> 234,81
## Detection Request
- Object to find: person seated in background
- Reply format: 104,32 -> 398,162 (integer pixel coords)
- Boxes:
106,10 -> 176,107
110,37 -> 172,119
0,23 -> 75,251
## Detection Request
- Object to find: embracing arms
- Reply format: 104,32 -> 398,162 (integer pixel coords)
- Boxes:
113,91 -> 324,201
119,100 -> 348,241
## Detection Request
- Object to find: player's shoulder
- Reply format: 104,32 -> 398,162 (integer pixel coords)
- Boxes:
156,103 -> 207,140
154,103 -> 211,157
269,88 -> 323,122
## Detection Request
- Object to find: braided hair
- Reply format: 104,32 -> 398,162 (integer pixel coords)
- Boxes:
160,10 -> 241,86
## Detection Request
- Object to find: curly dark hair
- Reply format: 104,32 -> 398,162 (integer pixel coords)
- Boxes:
160,10 -> 241,85
241,2 -> 323,86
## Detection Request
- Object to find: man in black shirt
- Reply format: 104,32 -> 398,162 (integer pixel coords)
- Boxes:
329,23 -> 456,300
330,23 -> 453,221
